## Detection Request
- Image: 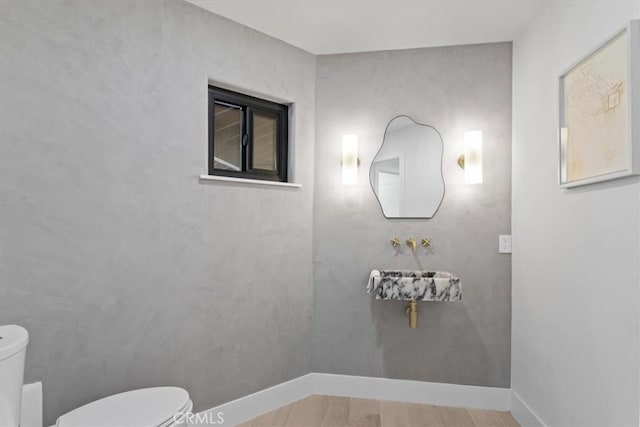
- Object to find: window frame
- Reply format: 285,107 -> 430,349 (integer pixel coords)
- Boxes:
208,86 -> 289,182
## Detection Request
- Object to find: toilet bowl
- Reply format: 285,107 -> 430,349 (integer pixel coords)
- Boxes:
55,387 -> 193,427
0,324 -> 193,427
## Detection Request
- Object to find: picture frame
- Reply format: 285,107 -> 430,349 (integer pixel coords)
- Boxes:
558,20 -> 640,188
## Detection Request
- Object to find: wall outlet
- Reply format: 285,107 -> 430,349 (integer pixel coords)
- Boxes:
499,235 -> 512,253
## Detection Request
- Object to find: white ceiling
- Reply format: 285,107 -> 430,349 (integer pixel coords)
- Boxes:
185,0 -> 543,55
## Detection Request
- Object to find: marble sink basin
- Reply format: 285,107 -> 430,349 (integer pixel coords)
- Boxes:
367,270 -> 462,301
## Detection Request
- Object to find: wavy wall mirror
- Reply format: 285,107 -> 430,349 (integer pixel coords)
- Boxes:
370,116 -> 445,218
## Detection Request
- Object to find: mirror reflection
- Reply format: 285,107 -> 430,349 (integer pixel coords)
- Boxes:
370,116 -> 445,218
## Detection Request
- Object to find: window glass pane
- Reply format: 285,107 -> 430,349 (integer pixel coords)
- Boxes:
213,103 -> 242,171
252,111 -> 278,171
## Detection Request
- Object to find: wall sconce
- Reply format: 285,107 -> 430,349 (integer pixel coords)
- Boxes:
342,134 -> 359,185
457,130 -> 483,184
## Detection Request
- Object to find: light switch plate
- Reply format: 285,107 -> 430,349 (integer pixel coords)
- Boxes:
499,235 -> 512,253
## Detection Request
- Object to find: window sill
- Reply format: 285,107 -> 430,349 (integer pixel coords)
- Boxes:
199,174 -> 302,189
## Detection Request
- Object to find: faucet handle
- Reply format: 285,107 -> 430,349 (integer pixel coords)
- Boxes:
391,237 -> 401,248
421,237 -> 431,248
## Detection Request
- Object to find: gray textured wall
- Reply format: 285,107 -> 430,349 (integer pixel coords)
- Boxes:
312,43 -> 512,387
0,0 -> 315,423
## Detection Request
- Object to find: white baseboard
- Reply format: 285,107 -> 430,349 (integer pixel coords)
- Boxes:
198,374 -> 312,426
313,373 -> 511,411
511,391 -> 547,427
197,373 -> 511,426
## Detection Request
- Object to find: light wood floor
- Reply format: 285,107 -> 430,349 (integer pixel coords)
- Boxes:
238,395 -> 520,427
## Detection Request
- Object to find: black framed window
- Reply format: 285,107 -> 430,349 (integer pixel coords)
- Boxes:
208,86 -> 288,182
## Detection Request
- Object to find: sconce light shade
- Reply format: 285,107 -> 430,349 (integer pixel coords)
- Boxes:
463,130 -> 483,184
342,134 -> 358,185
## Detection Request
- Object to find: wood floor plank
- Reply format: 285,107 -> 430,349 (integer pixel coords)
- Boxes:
321,396 -> 350,426
379,400 -> 412,427
239,395 -> 520,427
468,408 -> 521,427
406,403 -> 445,427
435,406 -> 475,427
285,395 -> 330,426
237,398 -> 294,427
270,405 -> 294,426
496,411 -> 520,427
347,397 -> 380,427
467,408 -> 505,426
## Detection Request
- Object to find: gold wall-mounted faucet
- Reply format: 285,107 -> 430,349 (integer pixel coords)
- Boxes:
406,238 -> 417,252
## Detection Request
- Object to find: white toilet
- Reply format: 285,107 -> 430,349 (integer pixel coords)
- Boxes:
55,387 -> 193,427
0,325 -> 193,427
0,325 -> 29,427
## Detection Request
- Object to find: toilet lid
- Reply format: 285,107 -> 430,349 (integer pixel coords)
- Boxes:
56,387 -> 191,427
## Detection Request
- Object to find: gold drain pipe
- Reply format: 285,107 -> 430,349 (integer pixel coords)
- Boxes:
406,300 -> 418,328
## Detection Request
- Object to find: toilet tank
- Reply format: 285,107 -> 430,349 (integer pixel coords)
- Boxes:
0,325 -> 29,427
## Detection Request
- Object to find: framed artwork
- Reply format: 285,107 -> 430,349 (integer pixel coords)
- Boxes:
559,20 -> 639,188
